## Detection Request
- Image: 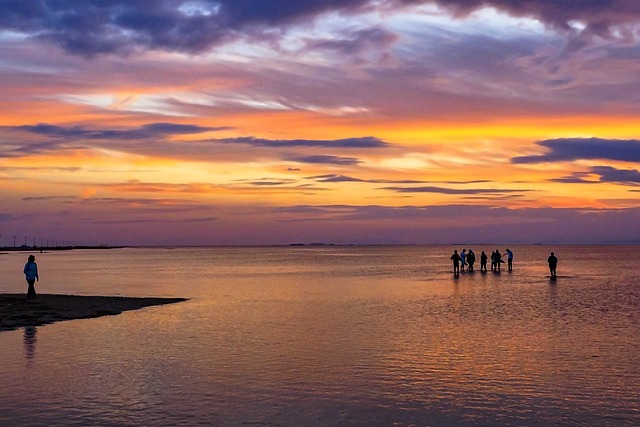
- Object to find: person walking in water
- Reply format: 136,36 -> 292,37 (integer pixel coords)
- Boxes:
467,249 -> 476,271
451,250 -> 461,275
460,249 -> 467,272
547,252 -> 558,278
504,249 -> 513,271
23,255 -> 39,300
494,249 -> 502,272
480,251 -> 488,272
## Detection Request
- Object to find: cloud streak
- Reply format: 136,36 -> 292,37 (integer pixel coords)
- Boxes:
310,174 -> 492,185
552,166 -> 640,185
382,186 -> 529,195
286,155 -> 362,165
217,136 -> 390,149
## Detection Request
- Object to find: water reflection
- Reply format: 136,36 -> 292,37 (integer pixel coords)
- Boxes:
23,326 -> 37,367
0,246 -> 638,426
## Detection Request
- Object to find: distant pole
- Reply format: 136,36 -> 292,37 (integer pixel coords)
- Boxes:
33,238 -> 36,247
24,236 -> 27,246
13,235 -> 16,247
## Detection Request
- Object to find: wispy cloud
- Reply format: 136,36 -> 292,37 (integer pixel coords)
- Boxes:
309,174 -> 492,185
382,186 -> 529,195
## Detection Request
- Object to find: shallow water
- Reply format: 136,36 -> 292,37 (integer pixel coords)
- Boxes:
0,245 -> 639,425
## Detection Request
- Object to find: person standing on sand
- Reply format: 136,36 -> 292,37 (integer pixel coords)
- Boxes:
547,252 -> 558,278
23,255 -> 39,300
504,249 -> 513,271
450,250 -> 461,275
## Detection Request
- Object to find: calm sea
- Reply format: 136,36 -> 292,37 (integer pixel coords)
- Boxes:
0,245 -> 638,426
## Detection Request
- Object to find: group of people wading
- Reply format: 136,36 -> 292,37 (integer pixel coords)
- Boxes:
450,248 -> 558,278
450,248 -> 512,275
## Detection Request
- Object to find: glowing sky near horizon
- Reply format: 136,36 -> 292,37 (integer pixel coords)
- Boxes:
1,0 -> 639,245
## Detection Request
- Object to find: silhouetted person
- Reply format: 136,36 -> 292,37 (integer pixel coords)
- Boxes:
480,251 -> 488,272
467,249 -> 475,271
460,249 -> 467,272
23,255 -> 39,300
450,250 -> 461,275
504,249 -> 513,271
547,252 -> 558,278
494,249 -> 502,272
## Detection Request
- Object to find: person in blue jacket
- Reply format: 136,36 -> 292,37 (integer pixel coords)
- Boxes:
503,249 -> 513,271
23,255 -> 39,300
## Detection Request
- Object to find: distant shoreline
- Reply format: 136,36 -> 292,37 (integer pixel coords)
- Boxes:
2,243 -> 639,254
0,245 -> 123,253
0,294 -> 186,332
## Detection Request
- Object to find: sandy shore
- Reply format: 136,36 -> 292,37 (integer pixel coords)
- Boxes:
0,294 -> 187,332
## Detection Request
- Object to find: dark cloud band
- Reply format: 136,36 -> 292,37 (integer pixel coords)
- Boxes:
219,136 -> 389,148
15,123 -> 224,140
512,138 -> 640,164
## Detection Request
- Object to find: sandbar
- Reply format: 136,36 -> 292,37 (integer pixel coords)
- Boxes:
0,294 -> 187,332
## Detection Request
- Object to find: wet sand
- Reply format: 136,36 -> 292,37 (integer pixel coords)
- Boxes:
0,294 -> 187,332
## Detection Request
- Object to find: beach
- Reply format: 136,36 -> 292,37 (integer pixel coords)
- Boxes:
0,294 -> 186,332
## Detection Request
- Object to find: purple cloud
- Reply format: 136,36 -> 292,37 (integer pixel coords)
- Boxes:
433,0 -> 640,39
0,122 -> 227,158
0,0 -> 372,56
2,1 -> 637,56
16,123 -> 224,140
382,186 -> 529,195
309,174 -> 493,185
218,136 -> 389,149
552,166 -> 640,185
512,138 -> 640,164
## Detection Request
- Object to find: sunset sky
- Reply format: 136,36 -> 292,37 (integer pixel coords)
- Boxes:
1,0 -> 639,246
